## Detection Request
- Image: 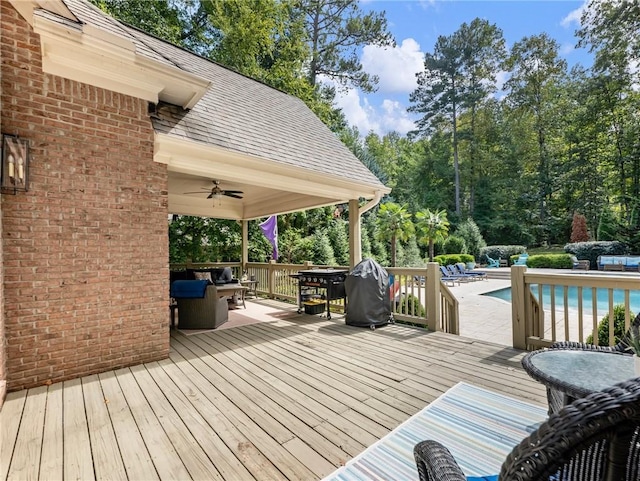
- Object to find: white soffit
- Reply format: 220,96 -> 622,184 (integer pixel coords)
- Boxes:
155,133 -> 390,202
25,7 -> 209,108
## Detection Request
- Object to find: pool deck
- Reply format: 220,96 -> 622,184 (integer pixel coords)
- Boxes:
456,267 -> 640,346
454,276 -> 513,346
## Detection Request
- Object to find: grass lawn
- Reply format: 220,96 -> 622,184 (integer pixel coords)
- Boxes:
528,245 -> 566,255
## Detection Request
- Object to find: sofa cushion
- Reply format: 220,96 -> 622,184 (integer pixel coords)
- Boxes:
171,280 -> 209,298
193,271 -> 213,283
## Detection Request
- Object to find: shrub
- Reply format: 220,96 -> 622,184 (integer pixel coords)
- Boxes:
443,235 -> 466,254
397,293 -> 426,317
455,218 -> 486,260
564,241 -> 628,269
480,245 -> 526,265
434,254 -> 468,265
586,305 -> 634,346
570,212 -> 589,243
524,254 -> 573,269
459,253 -> 474,264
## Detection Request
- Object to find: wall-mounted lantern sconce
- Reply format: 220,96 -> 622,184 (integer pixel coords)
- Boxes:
1,134 -> 29,194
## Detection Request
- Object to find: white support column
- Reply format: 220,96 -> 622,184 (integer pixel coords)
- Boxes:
241,220 -> 248,273
349,199 -> 361,269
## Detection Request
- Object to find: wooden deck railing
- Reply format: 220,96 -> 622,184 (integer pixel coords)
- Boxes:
170,261 -> 459,334
511,265 -> 640,350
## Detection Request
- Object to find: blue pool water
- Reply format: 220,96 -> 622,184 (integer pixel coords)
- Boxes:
484,285 -> 640,314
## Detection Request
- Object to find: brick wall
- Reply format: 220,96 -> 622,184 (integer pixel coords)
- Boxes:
1,2 -> 170,391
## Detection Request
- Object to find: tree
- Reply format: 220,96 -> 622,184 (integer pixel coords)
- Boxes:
570,213 -> 589,243
410,19 -> 505,215
416,209 -> 450,262
455,219 -> 486,261
375,203 -> 414,267
91,0 -> 216,51
597,207 -> 619,241
578,0 -> 640,68
503,34 -> 567,243
299,0 -> 394,92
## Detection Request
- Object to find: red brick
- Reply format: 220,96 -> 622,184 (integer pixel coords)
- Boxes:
1,2 -> 169,393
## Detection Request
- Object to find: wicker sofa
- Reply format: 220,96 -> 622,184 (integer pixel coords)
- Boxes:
171,280 -> 229,329
597,255 -> 640,271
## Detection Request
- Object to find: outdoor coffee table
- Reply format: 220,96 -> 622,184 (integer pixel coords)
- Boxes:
522,349 -> 636,414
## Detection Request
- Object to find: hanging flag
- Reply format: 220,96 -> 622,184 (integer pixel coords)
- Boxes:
259,215 -> 278,261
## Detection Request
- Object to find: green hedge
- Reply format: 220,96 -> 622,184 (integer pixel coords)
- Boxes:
523,254 -> 573,268
434,254 -> 474,265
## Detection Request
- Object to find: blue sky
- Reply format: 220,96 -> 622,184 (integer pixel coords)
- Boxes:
329,0 -> 590,136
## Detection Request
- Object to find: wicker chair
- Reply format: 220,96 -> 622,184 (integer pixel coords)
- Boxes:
175,284 -> 229,329
548,312 -> 640,354
414,378 -> 640,481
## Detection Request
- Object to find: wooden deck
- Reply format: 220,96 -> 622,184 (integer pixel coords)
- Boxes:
1,300 -> 547,481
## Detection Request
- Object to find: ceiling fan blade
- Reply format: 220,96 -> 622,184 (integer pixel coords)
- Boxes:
223,190 -> 244,194
224,193 -> 243,199
207,193 -> 214,199
183,191 -> 210,194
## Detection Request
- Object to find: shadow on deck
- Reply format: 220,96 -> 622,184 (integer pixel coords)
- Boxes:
1,299 -> 547,481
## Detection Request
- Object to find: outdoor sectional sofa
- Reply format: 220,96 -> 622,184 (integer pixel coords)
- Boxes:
597,255 -> 640,271
170,280 -> 229,329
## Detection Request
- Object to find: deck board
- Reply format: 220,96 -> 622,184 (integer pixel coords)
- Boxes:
7,385 -> 47,481
63,378 -> 95,481
1,303 -> 548,481
39,383 -> 63,481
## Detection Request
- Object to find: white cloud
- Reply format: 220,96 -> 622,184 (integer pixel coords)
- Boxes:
321,75 -> 417,136
495,70 -> 509,92
379,99 -> 417,135
561,1 -> 587,28
361,38 -> 425,94
560,42 -> 576,56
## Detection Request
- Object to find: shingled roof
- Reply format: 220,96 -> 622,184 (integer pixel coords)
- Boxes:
60,0 -> 387,191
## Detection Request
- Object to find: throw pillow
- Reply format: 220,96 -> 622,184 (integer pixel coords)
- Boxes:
193,271 -> 212,283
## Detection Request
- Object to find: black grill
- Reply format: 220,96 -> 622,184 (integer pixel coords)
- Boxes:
291,269 -> 348,320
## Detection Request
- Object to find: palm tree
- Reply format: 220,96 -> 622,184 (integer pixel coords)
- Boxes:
375,202 -> 414,266
416,208 -> 450,261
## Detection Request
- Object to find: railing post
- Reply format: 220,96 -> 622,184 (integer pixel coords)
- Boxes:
426,262 -> 440,332
268,260 -> 276,299
511,265 -> 527,349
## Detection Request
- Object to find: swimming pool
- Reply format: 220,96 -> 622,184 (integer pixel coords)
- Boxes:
484,285 -> 640,314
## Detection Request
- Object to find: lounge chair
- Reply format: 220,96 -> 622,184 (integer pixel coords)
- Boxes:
414,377 -> 640,481
454,262 -> 487,280
485,256 -> 500,268
512,253 -> 529,266
438,266 -> 461,286
445,264 -> 477,281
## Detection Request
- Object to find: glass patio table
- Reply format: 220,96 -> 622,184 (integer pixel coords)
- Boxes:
522,349 -> 636,414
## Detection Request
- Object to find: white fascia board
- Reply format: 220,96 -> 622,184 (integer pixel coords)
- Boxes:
10,0 -> 78,25
155,133 -> 390,201
32,14 -> 209,108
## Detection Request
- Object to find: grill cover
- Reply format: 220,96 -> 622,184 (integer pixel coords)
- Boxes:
345,258 -> 392,327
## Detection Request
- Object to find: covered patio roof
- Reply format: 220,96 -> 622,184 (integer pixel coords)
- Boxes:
27,0 -> 390,221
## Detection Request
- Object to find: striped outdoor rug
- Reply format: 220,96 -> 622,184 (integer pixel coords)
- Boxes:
323,382 -> 547,481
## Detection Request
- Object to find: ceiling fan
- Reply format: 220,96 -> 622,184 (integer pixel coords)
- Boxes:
183,180 -> 244,200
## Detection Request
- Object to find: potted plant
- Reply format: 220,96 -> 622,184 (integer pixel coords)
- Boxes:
624,323 -> 640,376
